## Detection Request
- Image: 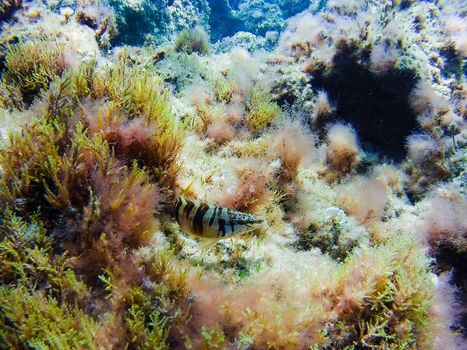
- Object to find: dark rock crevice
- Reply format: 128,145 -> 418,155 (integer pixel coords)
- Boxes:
433,246 -> 467,337
308,46 -> 419,161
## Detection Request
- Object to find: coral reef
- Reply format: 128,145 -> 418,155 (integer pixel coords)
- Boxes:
0,0 -> 465,349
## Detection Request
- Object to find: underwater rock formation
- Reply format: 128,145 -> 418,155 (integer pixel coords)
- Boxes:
309,45 -> 419,160
109,0 -> 210,45
0,0 -> 22,23
107,0 -> 324,47
0,0 -> 465,349
207,0 -> 324,40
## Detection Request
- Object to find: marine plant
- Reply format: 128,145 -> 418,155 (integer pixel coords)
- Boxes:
336,176 -> 387,227
321,123 -> 360,182
417,186 -> 467,255
270,120 -> 315,183
0,118 -> 189,348
0,209 -> 192,349
0,211 -> 97,349
174,26 -> 210,55
0,34 -> 199,345
0,0 -> 465,348
310,90 -> 334,135
321,237 -> 435,349
296,214 -> 368,261
0,78 -> 23,110
246,87 -> 283,133
0,118 -> 160,274
405,132 -> 449,198
0,284 -> 98,349
2,38 -> 69,105
80,52 -> 186,190
0,118 -> 66,210
205,114 -> 237,145
75,1 -> 118,48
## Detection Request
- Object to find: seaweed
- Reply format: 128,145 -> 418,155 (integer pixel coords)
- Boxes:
0,1 -> 463,347
246,87 -> 283,133
323,238 -> 435,349
82,52 -> 186,190
2,38 -> 69,105
0,285 -> 98,350
174,26 -> 210,56
0,211 -> 95,349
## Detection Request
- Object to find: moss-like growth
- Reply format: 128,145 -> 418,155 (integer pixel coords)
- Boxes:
0,285 -> 98,349
322,238 -> 435,349
200,326 -> 226,348
75,2 -> 118,48
43,127 -> 160,276
3,38 -> 69,104
72,59 -> 99,100
0,119 -> 67,210
270,120 -> 315,182
125,304 -> 170,350
0,211 -> 96,348
321,123 -> 360,182
174,26 -> 210,55
38,71 -> 75,122
246,88 -> 283,133
0,211 -> 85,297
0,79 -> 23,110
404,132 -> 450,199
98,249 -> 190,349
83,53 -> 185,190
296,213 -> 368,261
0,119 -> 161,278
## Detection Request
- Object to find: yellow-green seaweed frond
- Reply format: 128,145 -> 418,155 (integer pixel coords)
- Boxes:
174,26 -> 210,56
246,88 -> 283,133
3,38 -> 69,104
0,285 -> 97,350
84,53 -> 186,189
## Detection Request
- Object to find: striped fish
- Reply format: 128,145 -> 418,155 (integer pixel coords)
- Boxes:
174,195 -> 266,244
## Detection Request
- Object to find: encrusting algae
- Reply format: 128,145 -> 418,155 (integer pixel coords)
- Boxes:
0,0 -> 466,349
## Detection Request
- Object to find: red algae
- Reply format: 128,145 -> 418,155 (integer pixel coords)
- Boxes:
0,0 -> 465,348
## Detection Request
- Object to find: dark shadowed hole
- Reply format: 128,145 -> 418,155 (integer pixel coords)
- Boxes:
434,246 -> 467,336
440,46 -> 466,80
309,46 -> 419,161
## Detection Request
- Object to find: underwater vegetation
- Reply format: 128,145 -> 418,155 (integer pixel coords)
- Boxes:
175,26 -> 210,55
0,0 -> 466,349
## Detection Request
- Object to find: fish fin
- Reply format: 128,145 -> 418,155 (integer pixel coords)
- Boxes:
255,222 -> 268,237
199,239 -> 218,251
242,222 -> 268,238
204,169 -> 216,183
181,171 -> 216,199
181,180 -> 196,198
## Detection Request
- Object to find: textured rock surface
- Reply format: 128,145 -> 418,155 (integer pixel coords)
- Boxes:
109,0 -> 210,45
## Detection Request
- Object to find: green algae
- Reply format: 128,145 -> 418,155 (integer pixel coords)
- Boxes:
0,1 -> 464,348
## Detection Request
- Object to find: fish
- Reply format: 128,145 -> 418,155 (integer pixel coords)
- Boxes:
174,183 -> 266,248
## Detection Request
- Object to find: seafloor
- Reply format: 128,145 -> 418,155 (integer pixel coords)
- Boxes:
0,0 -> 466,349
